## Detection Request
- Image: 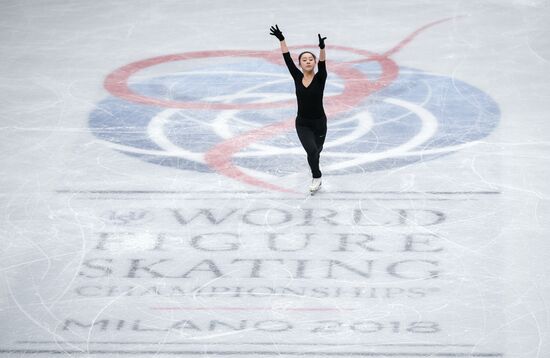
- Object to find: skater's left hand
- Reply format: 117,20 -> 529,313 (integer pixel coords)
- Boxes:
318,34 -> 327,49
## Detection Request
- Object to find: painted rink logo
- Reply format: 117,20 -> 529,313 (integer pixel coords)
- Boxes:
90,21 -> 499,192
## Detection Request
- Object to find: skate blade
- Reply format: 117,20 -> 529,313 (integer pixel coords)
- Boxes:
309,185 -> 321,195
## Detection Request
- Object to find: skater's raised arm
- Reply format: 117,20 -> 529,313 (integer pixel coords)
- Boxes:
270,24 -> 288,53
318,34 -> 326,62
270,24 -> 301,79
317,33 -> 327,80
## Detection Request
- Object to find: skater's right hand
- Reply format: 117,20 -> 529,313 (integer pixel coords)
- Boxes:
269,24 -> 285,41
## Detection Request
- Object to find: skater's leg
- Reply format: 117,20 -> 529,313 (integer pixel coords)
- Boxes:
314,120 -> 327,152
296,125 -> 322,178
313,121 -> 327,171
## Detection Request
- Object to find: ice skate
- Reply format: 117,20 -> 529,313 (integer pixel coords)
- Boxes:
309,178 -> 322,194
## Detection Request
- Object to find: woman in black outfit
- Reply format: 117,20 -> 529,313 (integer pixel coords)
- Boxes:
270,24 -> 327,193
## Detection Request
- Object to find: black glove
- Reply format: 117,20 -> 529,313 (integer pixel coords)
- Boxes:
270,25 -> 285,41
318,34 -> 327,49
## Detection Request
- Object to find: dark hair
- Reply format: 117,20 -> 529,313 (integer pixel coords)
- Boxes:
298,51 -> 317,62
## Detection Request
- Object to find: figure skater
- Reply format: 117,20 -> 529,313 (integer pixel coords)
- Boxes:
269,24 -> 327,193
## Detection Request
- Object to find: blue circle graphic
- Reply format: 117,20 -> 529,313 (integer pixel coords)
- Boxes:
89,60 -> 500,176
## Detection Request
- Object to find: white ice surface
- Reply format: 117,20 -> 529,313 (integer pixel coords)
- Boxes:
1,0 -> 549,357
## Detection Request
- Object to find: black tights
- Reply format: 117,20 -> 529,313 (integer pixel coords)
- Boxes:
296,119 -> 327,179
